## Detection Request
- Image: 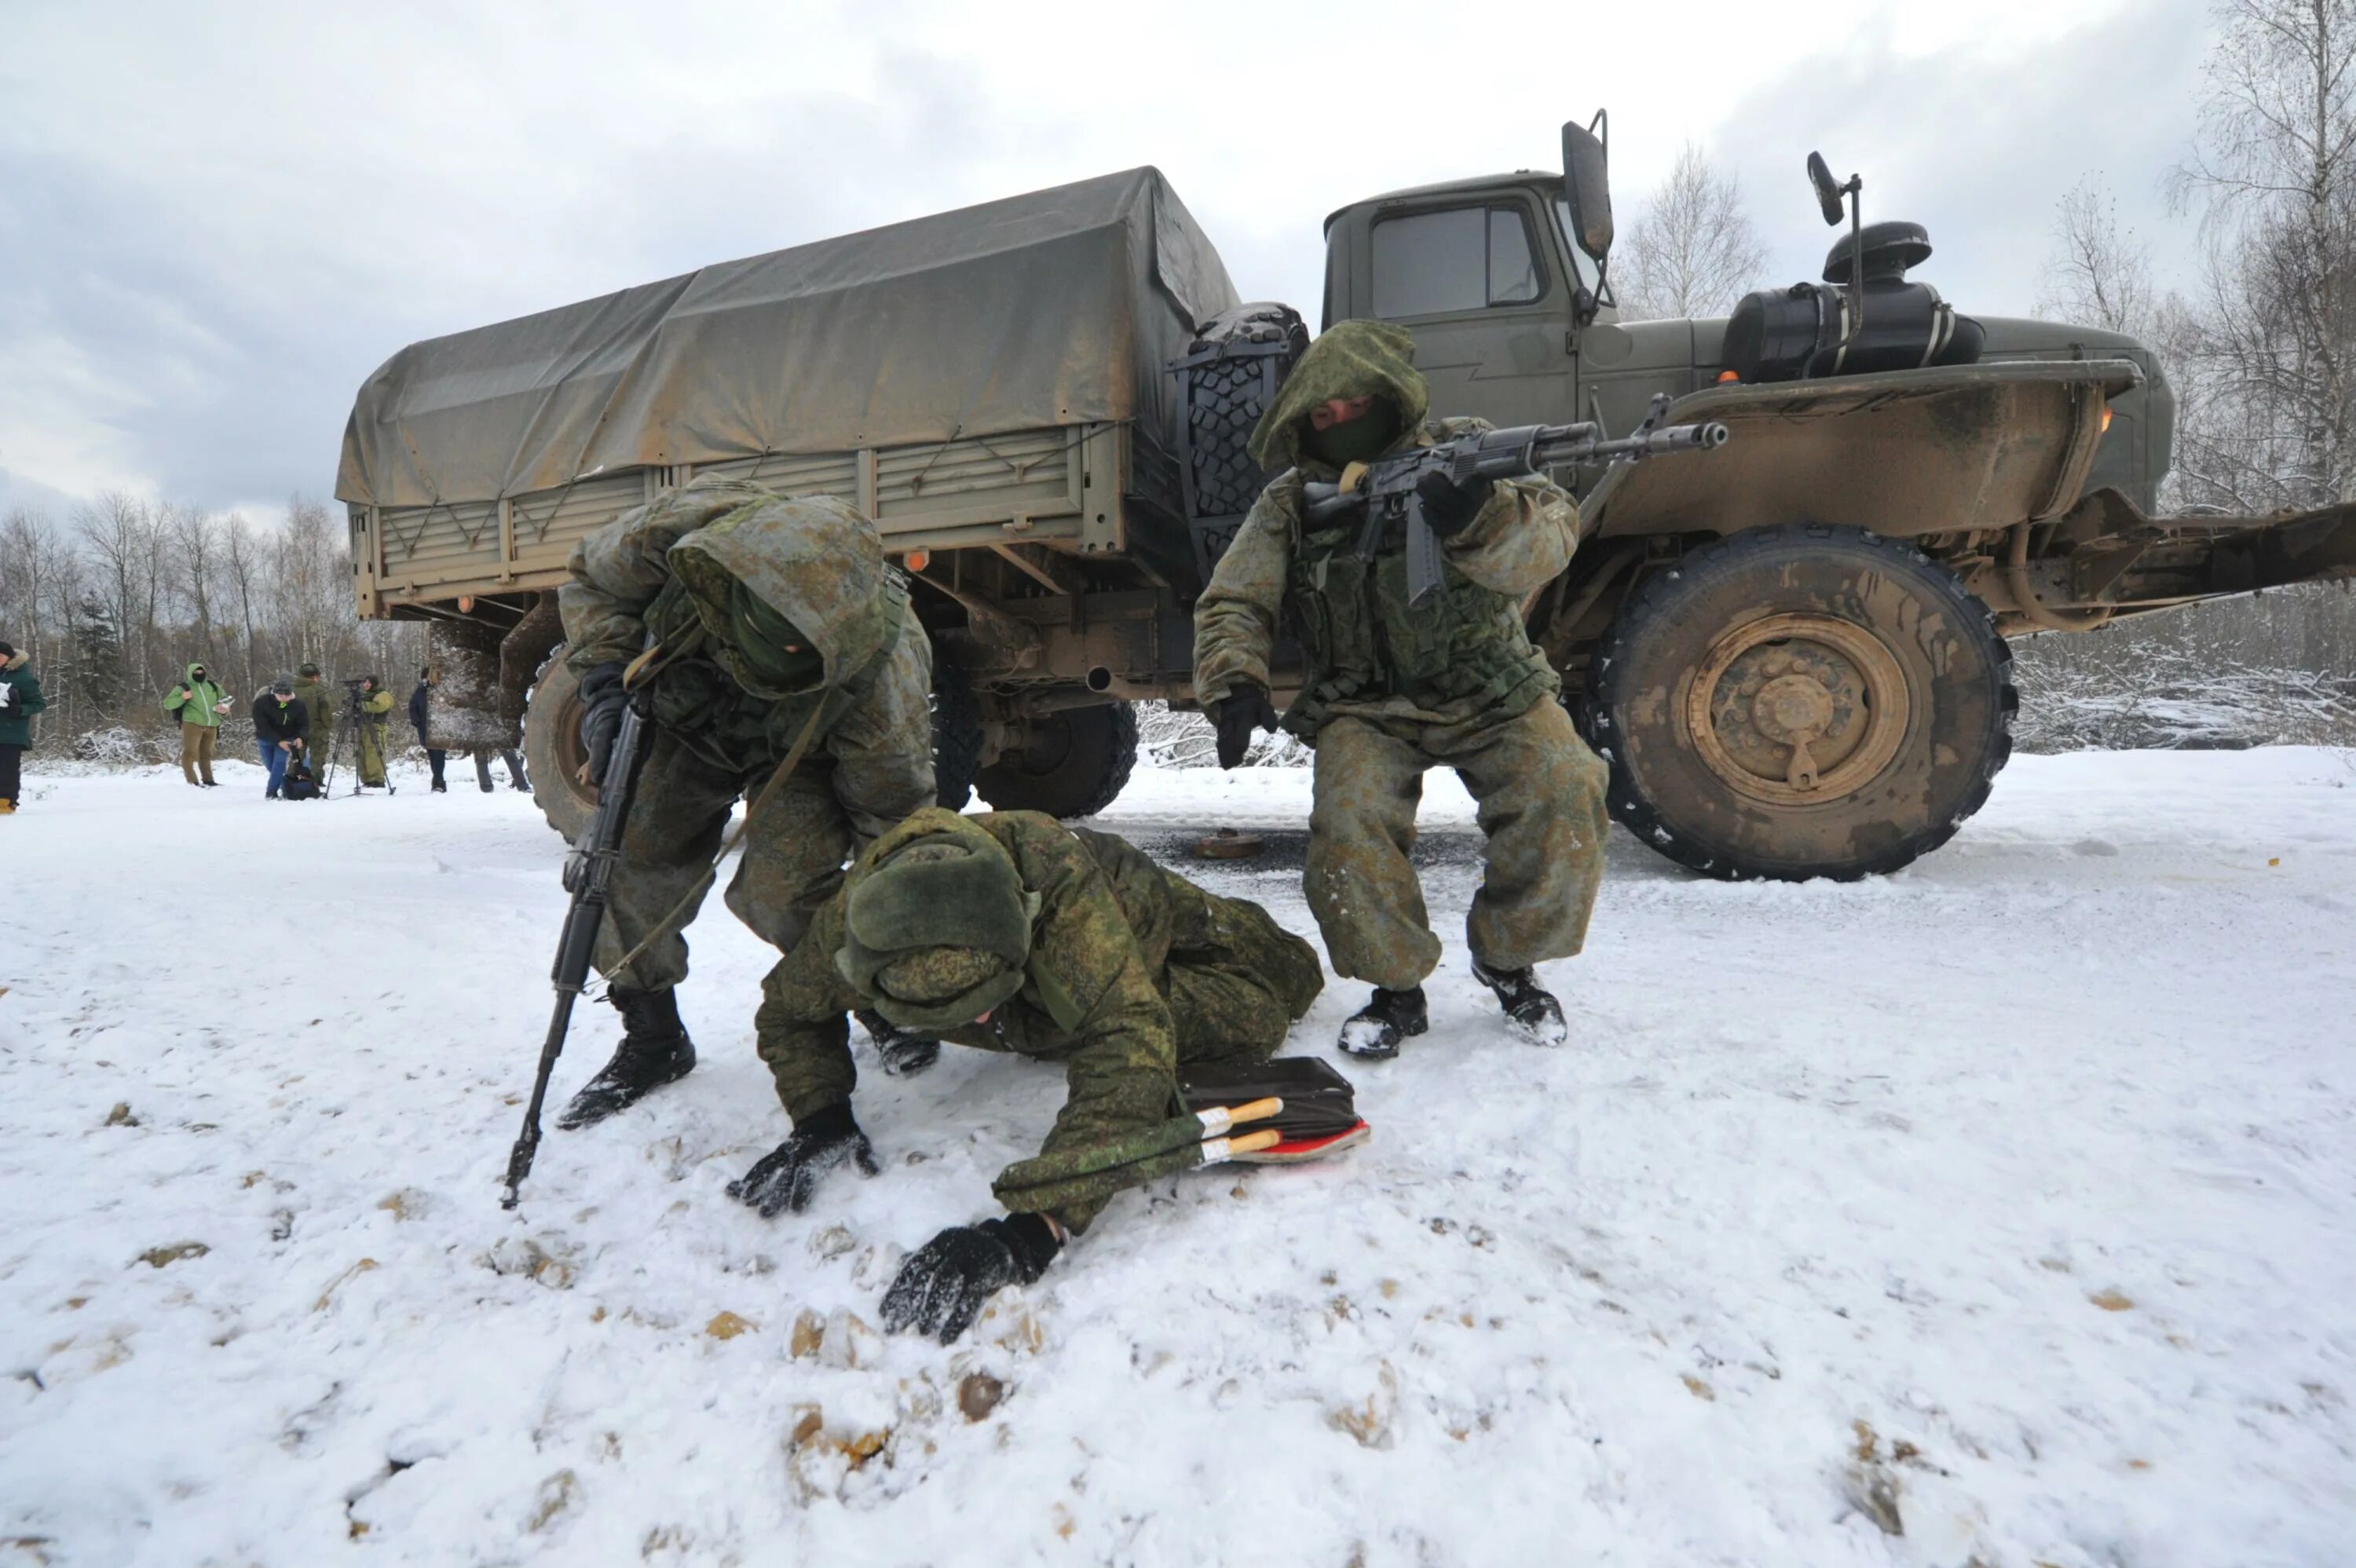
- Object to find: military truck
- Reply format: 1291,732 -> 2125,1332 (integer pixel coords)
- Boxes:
336,119 -> 2355,880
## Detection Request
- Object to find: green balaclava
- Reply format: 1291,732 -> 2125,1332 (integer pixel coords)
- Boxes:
1246,317 -> 1432,473
1303,401 -> 1401,468
836,821 -> 1041,1031
728,582 -> 825,694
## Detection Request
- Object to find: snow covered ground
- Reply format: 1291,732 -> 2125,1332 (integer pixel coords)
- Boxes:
2,749 -> 2352,1567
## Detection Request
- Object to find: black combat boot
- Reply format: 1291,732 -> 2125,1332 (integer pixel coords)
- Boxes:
1471,958 -> 1567,1046
556,988 -> 697,1129
855,1007 -> 942,1077
1337,985 -> 1428,1060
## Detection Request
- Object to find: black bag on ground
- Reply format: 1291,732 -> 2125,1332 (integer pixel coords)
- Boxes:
1181,1056 -> 1359,1141
280,751 -> 321,801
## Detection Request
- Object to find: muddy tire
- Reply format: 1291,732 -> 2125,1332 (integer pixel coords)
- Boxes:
932,662 -> 983,810
1589,524 -> 2014,880
975,700 -> 1138,820
523,647 -> 598,840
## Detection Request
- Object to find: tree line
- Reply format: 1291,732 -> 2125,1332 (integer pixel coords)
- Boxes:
0,494 -> 425,759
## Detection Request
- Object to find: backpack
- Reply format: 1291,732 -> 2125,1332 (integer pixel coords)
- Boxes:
280,751 -> 321,801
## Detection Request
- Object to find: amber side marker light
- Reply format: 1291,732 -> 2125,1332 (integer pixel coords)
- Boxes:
1716,370 -> 1741,383
2101,406 -> 2114,433
903,549 -> 931,572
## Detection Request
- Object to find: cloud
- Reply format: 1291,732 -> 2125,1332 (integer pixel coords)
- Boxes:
0,0 -> 2201,516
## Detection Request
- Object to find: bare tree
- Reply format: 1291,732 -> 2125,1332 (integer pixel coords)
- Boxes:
1614,143 -> 1770,320
164,502 -> 224,675
2038,176 -> 2161,335
2168,0 -> 2356,509
221,512 -> 265,698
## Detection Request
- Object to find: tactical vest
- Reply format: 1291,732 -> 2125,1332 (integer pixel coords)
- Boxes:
636,572 -> 908,777
1278,477 -> 1558,738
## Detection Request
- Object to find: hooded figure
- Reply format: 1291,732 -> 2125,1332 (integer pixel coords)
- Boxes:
736,806 -> 1323,1342
1191,319 -> 1612,1058
163,660 -> 231,787
353,674 -> 397,787
549,475 -> 937,1132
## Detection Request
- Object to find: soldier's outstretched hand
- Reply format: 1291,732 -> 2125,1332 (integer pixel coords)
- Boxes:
726,1102 -> 879,1217
881,1215 -> 1062,1343
1212,682 -> 1279,769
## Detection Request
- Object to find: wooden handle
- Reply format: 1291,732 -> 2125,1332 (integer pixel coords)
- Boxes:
1195,1096 -> 1284,1136
1201,1128 -> 1283,1164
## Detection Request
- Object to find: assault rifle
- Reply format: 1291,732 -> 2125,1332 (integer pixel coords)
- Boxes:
1301,394 -> 1732,606
500,682 -> 652,1208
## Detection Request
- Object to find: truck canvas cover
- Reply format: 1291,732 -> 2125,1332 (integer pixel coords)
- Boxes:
335,167 -> 1238,510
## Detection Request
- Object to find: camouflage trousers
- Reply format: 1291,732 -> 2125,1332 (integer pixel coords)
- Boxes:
595,729 -> 858,993
1304,699 -> 1609,990
1162,888 -> 1326,1063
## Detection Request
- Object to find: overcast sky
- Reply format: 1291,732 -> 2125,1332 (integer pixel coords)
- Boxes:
0,0 -> 2215,526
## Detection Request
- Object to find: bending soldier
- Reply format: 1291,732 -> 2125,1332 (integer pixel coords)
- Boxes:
1191,319 -> 1612,1058
554,475 -> 938,1128
737,806 -> 1324,1342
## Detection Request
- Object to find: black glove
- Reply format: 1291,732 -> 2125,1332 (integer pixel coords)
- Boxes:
576,661 -> 628,785
1211,682 -> 1279,770
725,1101 -> 880,1218
1414,468 -> 1495,539
880,1214 -> 1063,1343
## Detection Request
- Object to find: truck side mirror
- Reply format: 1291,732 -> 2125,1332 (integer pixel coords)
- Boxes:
1561,117 -> 1615,261
1806,152 -> 1847,227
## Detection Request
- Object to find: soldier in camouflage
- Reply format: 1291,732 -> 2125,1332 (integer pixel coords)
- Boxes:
554,474 -> 940,1129
1191,319 -> 1612,1058
734,805 -> 1323,1342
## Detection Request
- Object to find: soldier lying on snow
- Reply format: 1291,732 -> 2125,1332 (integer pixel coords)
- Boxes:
734,806 -> 1324,1343
554,475 -> 941,1131
1191,319 -> 1613,1058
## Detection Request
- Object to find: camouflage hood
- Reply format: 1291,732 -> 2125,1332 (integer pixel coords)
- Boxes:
664,490 -> 896,696
1246,318 -> 1430,473
836,808 -> 1043,1031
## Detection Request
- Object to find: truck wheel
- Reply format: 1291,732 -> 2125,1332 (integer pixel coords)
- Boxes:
1589,524 -> 2014,880
523,647 -> 598,840
975,700 -> 1138,820
932,663 -> 983,810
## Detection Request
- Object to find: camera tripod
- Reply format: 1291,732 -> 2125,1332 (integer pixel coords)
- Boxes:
319,685 -> 397,798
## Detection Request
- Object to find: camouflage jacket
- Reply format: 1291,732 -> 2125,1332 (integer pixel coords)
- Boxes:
758,810 -> 1202,1231
559,475 -> 934,834
1192,318 -> 1576,743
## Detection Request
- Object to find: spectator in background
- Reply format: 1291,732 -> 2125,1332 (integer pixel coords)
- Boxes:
411,663 -> 448,792
252,677 -> 309,799
0,638 -> 46,815
355,674 -> 395,789
292,662 -> 336,761
473,744 -> 531,795
163,661 -> 232,788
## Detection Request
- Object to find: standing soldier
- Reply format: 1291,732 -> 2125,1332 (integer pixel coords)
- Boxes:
1191,320 -> 1612,1058
738,805 -> 1324,1343
0,638 -> 46,814
292,662 -> 335,771
163,661 -> 232,788
553,473 -> 938,1129
353,675 -> 397,788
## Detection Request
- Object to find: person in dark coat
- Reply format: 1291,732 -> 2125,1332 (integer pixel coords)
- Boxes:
0,638 -> 46,814
251,678 -> 310,799
411,664 -> 448,792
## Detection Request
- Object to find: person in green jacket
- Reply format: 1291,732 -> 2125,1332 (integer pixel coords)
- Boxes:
353,674 -> 396,788
739,806 -> 1323,1342
292,662 -> 338,770
1191,320 -> 1612,1058
0,639 -> 46,813
163,660 -> 233,788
